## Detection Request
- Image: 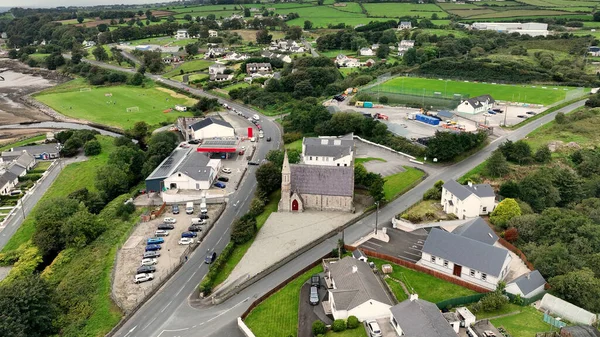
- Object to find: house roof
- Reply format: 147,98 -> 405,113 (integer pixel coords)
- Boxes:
0,171 -> 18,188
561,325 -> 600,337
442,179 -> 494,201
465,94 -> 495,108
328,257 -> 392,311
302,135 -> 354,160
209,63 -> 226,69
14,152 -> 35,168
146,147 -> 193,181
11,144 -> 60,156
507,270 -> 546,296
389,299 -> 457,337
247,62 -> 271,68
400,21 -> 412,25
290,164 -> 354,197
589,47 -> 600,52
352,249 -> 366,260
7,163 -> 26,177
189,117 -> 233,131
451,217 -> 498,245
422,228 -> 510,277
175,151 -> 213,181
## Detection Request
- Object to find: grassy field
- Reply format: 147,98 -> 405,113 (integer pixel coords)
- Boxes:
168,4 -> 241,13
284,6 -> 389,28
383,167 -> 425,201
163,59 -> 213,78
468,9 -> 573,19
222,82 -> 250,93
320,49 -> 356,58
28,53 -> 50,62
1,136 -> 116,253
419,28 -> 468,38
363,3 -> 446,18
331,2 -> 363,13
370,257 -> 478,303
490,306 -> 550,337
245,264 -> 323,337
525,106 -> 600,150
284,139 -> 303,152
172,74 -> 209,82
0,134 -> 46,151
378,77 -> 580,105
34,79 -> 196,129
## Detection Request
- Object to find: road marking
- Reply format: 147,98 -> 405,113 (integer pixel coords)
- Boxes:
123,325 -> 137,337
361,245 -> 379,251
408,246 -> 422,252
196,297 -> 250,327
398,254 -> 419,263
159,300 -> 173,313
156,327 -> 190,337
366,241 -> 382,247
403,250 -> 422,258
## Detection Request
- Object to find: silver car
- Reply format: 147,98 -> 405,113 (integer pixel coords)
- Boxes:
366,320 -> 382,337
309,286 -> 319,305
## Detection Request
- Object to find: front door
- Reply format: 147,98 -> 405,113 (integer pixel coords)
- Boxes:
292,199 -> 299,211
453,264 -> 462,277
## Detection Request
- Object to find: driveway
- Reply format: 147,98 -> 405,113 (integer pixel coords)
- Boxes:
359,227 -> 427,263
354,138 -> 438,176
298,277 -> 331,337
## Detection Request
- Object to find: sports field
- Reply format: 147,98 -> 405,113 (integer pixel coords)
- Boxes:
376,77 -> 581,105
34,79 -> 196,129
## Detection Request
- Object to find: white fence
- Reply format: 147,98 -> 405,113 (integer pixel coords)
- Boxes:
237,317 -> 256,337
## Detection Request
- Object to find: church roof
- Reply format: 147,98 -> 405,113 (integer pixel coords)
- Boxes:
290,164 -> 354,197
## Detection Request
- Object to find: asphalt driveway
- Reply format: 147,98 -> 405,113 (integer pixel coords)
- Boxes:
298,275 -> 331,337
359,227 -> 427,263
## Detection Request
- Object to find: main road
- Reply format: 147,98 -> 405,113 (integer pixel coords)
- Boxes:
80,59 -> 585,337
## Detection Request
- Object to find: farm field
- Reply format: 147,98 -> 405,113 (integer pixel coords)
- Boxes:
419,28 -> 468,38
283,6 -> 389,28
468,9 -> 573,19
525,106 -> 600,150
163,59 -> 213,78
377,77 -> 580,105
331,2 -> 363,13
516,0 -> 599,6
174,11 -> 240,19
34,79 -> 196,129
363,3 -> 446,18
28,53 -> 50,61
222,82 -> 250,93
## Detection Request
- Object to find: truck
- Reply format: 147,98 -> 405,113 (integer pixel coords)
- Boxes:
185,202 -> 194,214
363,102 -> 373,108
355,101 -> 364,107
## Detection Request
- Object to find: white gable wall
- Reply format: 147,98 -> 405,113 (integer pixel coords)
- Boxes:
191,124 -> 235,140
442,187 -> 495,219
164,170 -> 216,190
505,282 -> 544,299
302,153 -> 353,167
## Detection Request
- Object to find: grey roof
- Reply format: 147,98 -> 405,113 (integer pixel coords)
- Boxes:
176,151 -> 213,181
290,164 -> 354,197
589,46 -> 600,52
562,326 -> 600,337
15,152 -> 35,168
11,144 -> 59,156
507,270 -> 546,296
422,228 -> 510,277
352,249 -> 366,260
465,94 -> 495,108
400,21 -> 412,25
7,163 -> 26,176
0,171 -> 18,188
146,147 -> 192,180
189,117 -> 233,131
302,135 -> 354,159
452,217 -> 498,245
209,63 -> 226,69
389,299 -> 457,337
442,312 -> 460,323
328,256 -> 392,310
437,110 -> 454,119
442,179 -> 494,200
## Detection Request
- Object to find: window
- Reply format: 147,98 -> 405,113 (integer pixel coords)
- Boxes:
337,163 -> 340,166
482,207 -> 487,212
431,256 -> 436,263
310,156 -> 312,160
344,164 -> 347,166
443,260 -> 449,268
470,269 -> 475,277
481,273 -> 487,281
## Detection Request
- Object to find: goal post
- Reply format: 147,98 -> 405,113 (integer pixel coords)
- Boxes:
126,106 -> 140,112
79,88 -> 91,92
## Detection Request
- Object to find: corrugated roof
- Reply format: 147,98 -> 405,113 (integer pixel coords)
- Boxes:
422,228 -> 510,277
507,270 -> 546,296
302,135 -> 354,160
189,118 -> 233,131
451,217 -> 498,245
389,299 -> 457,337
562,325 -> 600,337
290,164 -> 354,197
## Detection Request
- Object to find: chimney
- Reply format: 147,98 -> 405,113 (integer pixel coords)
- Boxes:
526,273 -> 530,280
409,293 -> 419,301
352,265 -> 358,273
467,181 -> 473,187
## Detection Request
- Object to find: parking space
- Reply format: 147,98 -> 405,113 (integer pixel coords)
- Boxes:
365,318 -> 396,337
112,204 -> 221,312
455,104 -> 544,128
355,140 -> 418,177
359,227 -> 427,263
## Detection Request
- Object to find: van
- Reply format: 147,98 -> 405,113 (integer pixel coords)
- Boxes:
200,202 -> 208,214
185,202 -> 194,214
191,218 -> 205,225
252,114 -> 260,121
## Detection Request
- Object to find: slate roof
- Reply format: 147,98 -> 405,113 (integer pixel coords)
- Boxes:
507,270 -> 546,296
465,94 -> 495,108
562,325 -> 600,337
15,152 -> 35,169
176,151 -> 213,181
0,171 -> 18,188
437,110 -> 454,119
589,46 -> 600,53
11,144 -> 59,156
189,117 -> 233,131
7,163 -> 26,177
302,135 -> 354,159
389,299 -> 457,337
290,164 -> 354,197
452,217 -> 498,245
328,257 -> 392,311
352,249 -> 366,260
422,228 -> 510,277
442,179 -> 494,200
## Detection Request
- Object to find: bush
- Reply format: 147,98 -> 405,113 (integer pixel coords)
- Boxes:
115,201 -> 135,220
230,214 -> 257,244
379,96 -> 389,104
332,319 -> 347,332
84,139 -> 102,156
347,316 -> 359,329
312,320 -> 327,335
283,131 -> 303,144
423,180 -> 444,200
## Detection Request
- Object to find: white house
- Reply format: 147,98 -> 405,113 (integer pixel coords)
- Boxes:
352,248 -> 368,263
441,179 -> 496,219
209,63 -> 227,75
210,73 -> 234,82
389,295 -> 458,337
325,256 -> 393,321
589,46 -> 600,57
471,22 -> 548,37
163,151 -> 221,191
335,54 -> 360,68
82,40 -> 96,48
176,29 -> 189,40
223,52 -> 248,61
188,118 -> 235,140
456,94 -> 495,114
301,134 -> 354,167
398,21 -> 412,30
505,270 -> 546,299
359,48 -> 375,56
398,40 -> 415,56
208,30 -> 218,37
7,144 -> 60,160
0,171 -> 18,195
246,62 -> 272,74
205,47 -> 227,58
419,228 -> 512,290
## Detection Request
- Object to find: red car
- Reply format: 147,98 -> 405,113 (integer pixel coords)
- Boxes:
239,149 -> 245,155
256,124 -> 262,130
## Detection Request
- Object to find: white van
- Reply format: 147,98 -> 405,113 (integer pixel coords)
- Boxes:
185,202 -> 194,214
191,218 -> 205,225
200,202 -> 208,214
252,114 -> 260,121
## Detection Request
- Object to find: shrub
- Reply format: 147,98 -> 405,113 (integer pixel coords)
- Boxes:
504,227 -> 518,242
84,139 -> 102,156
312,320 -> 327,335
423,180 -> 444,200
332,319 -> 347,332
347,316 -> 359,329
283,131 -> 303,144
379,96 -> 389,104
115,201 -> 135,220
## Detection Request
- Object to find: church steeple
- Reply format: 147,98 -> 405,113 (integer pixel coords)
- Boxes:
282,150 -> 291,189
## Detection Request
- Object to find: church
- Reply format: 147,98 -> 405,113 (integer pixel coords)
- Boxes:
278,135 -> 355,213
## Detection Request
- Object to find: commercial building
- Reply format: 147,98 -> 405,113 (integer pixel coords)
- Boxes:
471,22 -> 549,37
188,117 -> 235,140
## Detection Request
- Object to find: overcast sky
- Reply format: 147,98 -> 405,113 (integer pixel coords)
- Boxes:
2,0 -> 175,8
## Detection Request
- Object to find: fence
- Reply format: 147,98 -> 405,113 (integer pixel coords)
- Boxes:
435,293 -> 487,310
497,237 -> 535,271
506,291 -> 546,306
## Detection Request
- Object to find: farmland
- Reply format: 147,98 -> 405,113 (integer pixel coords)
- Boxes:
363,3 -> 447,18
34,78 -> 196,129
376,77 -> 581,105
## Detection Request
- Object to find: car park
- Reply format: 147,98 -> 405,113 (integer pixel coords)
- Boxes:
186,202 -> 194,214
137,265 -> 156,274
145,244 -> 162,251
191,218 -> 205,225
157,224 -> 175,230
493,108 -> 504,113
163,217 -> 177,224
205,251 -> 217,264
217,177 -> 229,182
366,320 -> 382,337
143,251 -> 161,258
311,274 -> 320,288
309,286 -> 319,305
487,109 -> 496,115
147,237 -> 165,245
155,230 -> 169,237
179,238 -> 194,245
188,225 -> 203,232
214,182 -> 226,188
141,258 -> 157,266
134,273 -> 154,284
221,167 -> 232,174
172,204 -> 179,214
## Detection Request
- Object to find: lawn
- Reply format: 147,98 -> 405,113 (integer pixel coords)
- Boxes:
490,306 -> 550,337
355,157 -> 386,164
363,3 -> 446,18
378,76 -> 580,105
370,257 -> 478,303
383,167 -> 425,201
320,49 -> 356,58
28,53 -> 50,61
285,139 -> 303,152
0,134 -> 46,151
470,303 -> 522,320
172,73 -> 209,82
222,82 -> 250,93
1,136 -> 116,253
325,329 -> 368,337
34,79 -> 196,129
244,264 -> 323,337
163,59 -> 213,78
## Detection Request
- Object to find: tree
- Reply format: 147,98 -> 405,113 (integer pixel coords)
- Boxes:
32,197 -> 80,256
68,188 -> 105,214
286,26 -> 303,40
61,206 -> 103,248
97,23 -> 109,32
519,171 -> 561,212
499,180 -> 520,198
347,316 -> 359,329
550,268 -> 600,312
71,51 -> 83,64
504,227 -> 518,242
534,146 -> 551,163
490,198 -> 521,229
423,180 -> 444,200
127,121 -> 150,145
92,45 -> 109,61
312,320 -> 327,335
255,162 -> 281,195
111,47 -> 124,65
256,29 -> 273,45
244,7 -> 251,17
293,80 -> 314,98
185,43 -> 199,56
61,136 -> 83,157
555,112 -> 566,124
230,214 -> 257,244
77,16 -> 84,23
128,72 -> 144,86
304,20 -> 313,30
477,291 -> 508,312
369,174 -> 385,202
376,44 -> 390,59
84,139 -> 102,156
499,140 -> 531,164
95,164 -> 130,201
486,150 -> 509,177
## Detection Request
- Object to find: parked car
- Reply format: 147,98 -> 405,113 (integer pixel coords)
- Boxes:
526,111 -> 536,115
205,251 -> 217,264
250,137 -> 256,142
181,231 -> 198,238
366,320 -> 382,337
493,108 -> 504,113
179,238 -> 194,245
248,161 -> 260,166
311,274 -> 320,288
487,109 -> 496,115
309,286 -> 319,305
155,230 -> 169,237
188,225 -> 203,232
143,251 -> 160,258
163,217 -> 177,224
147,237 -> 165,245
214,182 -> 226,188
172,204 -> 179,214
217,177 -> 229,182
517,115 -> 528,119
188,139 -> 200,144
266,137 -> 271,142
238,149 -> 245,155
134,273 -> 154,284
221,167 -> 232,174
199,214 -> 209,220
137,265 -> 156,274
157,224 -> 175,230
145,244 -> 162,251
140,258 -> 157,266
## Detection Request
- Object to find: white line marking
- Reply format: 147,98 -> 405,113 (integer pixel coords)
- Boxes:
403,251 -> 422,257
159,300 -> 174,313
196,297 -> 250,327
366,241 -> 382,247
123,325 -> 137,337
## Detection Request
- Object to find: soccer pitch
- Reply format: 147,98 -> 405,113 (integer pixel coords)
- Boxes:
35,80 -> 197,129
376,77 -> 583,105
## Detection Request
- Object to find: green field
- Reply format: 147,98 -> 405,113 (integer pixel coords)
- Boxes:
284,139 -> 303,152
377,77 -> 580,105
363,3 -> 446,18
383,167 -> 425,201
163,59 -> 213,78
490,306 -> 550,337
222,82 -> 250,93
167,4 -> 241,13
34,79 -> 196,129
0,134 -> 46,151
331,2 -> 363,13
282,6 -> 389,28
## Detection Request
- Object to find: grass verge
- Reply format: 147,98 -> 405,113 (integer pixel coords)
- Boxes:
383,167 -> 425,201
355,157 -> 386,164
284,139 -> 303,152
0,134 -> 46,152
325,329 -> 368,337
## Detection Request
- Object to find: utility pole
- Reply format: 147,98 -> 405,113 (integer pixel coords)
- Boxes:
375,201 -> 379,235
504,103 -> 508,127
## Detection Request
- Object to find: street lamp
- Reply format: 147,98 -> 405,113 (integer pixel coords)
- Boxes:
374,201 -> 379,235
56,143 -> 63,170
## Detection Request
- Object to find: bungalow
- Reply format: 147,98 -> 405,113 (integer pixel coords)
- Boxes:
7,144 -> 60,160
324,256 -> 393,321
505,270 -> 546,299
82,40 -> 96,48
561,326 -> 600,337
419,228 -> 512,290
208,30 -> 218,38
210,73 -> 234,82
456,94 -> 495,114
209,63 -> 227,75
389,295 -> 458,337
205,48 -> 227,58
359,48 -> 375,56
398,40 -> 415,56
441,179 -> 496,219
0,171 -> 18,195
222,52 -> 248,61
398,21 -> 412,30
246,62 -> 272,74
7,151 -> 36,177
451,217 -> 498,245
335,54 -> 360,68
